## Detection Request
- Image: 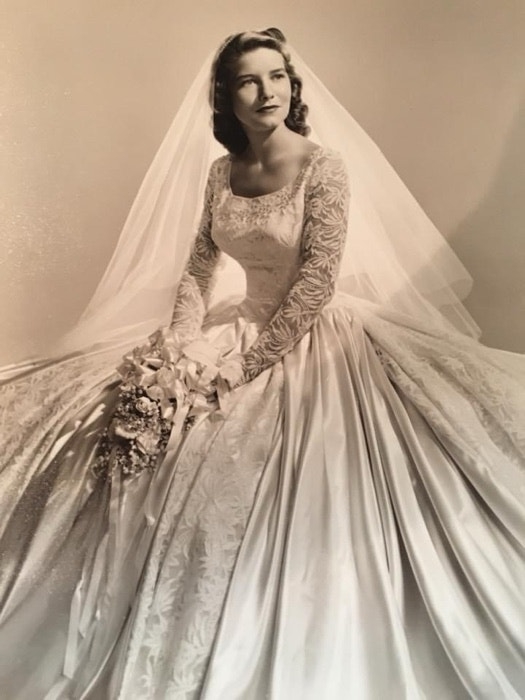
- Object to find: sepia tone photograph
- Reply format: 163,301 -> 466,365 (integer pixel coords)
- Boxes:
1,1 -> 524,697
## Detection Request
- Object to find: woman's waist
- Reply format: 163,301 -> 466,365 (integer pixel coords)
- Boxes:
205,290 -> 357,329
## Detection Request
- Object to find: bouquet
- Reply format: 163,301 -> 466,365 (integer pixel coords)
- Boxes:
94,327 -> 241,480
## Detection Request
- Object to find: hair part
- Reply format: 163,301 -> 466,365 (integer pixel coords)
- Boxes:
210,28 -> 310,155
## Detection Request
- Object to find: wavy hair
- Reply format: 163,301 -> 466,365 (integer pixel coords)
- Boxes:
210,28 -> 310,155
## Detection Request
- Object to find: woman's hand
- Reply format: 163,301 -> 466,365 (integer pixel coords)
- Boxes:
218,356 -> 244,389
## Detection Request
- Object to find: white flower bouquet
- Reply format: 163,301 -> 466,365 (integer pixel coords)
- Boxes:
94,327 -> 241,479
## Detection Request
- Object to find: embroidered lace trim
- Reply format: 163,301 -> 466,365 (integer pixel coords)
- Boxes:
170,161 -> 221,343
238,152 -> 350,384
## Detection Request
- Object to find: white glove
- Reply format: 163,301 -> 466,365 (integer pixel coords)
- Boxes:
218,357 -> 244,389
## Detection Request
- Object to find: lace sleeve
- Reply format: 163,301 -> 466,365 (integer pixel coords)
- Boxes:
237,152 -> 350,385
170,162 -> 221,341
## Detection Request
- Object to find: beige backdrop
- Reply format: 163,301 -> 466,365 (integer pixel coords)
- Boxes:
2,0 -> 524,364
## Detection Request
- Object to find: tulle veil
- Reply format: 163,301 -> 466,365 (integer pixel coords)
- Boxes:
52,37 -> 481,359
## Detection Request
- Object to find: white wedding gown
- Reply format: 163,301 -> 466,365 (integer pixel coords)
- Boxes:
0,148 -> 524,699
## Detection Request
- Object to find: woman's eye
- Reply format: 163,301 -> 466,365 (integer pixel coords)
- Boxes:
272,73 -> 286,80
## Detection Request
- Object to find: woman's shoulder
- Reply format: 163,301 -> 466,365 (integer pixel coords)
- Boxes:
309,145 -> 346,169
205,145 -> 348,195
203,154 -> 231,193
209,153 -> 231,176
305,146 -> 349,190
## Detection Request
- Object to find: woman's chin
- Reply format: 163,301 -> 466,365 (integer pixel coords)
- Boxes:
247,118 -> 287,137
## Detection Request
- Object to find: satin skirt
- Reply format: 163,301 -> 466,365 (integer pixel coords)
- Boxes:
0,295 -> 524,699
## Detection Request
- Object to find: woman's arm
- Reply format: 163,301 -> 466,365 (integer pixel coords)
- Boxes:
170,162 -> 221,342
228,152 -> 350,387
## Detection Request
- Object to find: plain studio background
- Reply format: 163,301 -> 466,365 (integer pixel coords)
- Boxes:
1,1 -> 524,364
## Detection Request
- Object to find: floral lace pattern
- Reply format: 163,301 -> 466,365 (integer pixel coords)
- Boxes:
214,148 -> 323,230
2,145 -> 525,699
170,161 -> 222,343
237,153 -> 350,384
117,363 -> 284,699
169,148 -> 350,387
362,310 -> 525,470
0,349 -> 121,533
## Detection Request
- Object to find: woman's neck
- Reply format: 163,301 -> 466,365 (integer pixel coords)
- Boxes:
243,124 -> 301,167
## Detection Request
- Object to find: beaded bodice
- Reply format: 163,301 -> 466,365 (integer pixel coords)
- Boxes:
211,152 -> 313,315
170,147 -> 350,384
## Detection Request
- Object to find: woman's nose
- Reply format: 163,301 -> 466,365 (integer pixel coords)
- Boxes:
259,80 -> 274,101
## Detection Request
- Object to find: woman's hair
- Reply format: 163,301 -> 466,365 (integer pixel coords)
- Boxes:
210,28 -> 310,155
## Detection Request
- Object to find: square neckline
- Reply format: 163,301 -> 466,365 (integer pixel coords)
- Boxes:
226,146 -> 323,200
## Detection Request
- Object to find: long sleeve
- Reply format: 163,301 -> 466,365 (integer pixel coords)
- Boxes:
170,162 -> 221,341
236,152 -> 350,386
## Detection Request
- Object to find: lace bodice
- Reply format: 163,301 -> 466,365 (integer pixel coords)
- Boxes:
170,147 -> 350,385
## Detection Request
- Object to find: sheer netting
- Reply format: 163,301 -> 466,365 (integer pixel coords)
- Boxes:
49,42 -> 482,367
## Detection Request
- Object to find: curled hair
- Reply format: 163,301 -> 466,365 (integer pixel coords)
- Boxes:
210,28 -> 310,155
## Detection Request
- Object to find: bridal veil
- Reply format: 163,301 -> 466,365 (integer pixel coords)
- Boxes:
57,34 -> 480,356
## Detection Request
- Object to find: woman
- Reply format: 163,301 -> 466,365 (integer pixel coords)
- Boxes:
1,28 -> 524,699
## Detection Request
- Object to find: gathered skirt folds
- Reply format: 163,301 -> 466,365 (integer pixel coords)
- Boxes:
0,294 -> 524,700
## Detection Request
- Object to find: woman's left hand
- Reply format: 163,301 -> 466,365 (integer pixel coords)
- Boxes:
218,356 -> 244,389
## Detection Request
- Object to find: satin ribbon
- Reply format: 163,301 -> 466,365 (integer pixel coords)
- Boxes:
58,338 -> 233,689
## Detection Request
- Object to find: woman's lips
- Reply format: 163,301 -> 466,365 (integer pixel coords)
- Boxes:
256,105 -> 279,112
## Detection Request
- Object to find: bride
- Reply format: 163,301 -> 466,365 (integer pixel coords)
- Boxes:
1,27 -> 524,700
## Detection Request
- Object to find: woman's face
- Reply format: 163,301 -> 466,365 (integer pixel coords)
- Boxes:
230,47 -> 292,136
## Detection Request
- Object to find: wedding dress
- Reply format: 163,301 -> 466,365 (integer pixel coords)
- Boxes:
1,144 -> 524,700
